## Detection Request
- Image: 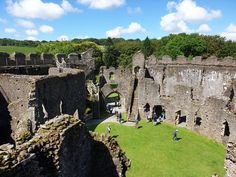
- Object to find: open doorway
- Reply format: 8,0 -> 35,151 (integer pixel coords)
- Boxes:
175,110 -> 187,127
0,91 -> 14,145
153,105 -> 165,121
153,105 -> 163,117
105,92 -> 121,114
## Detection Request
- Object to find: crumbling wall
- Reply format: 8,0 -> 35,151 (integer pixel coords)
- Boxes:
0,115 -> 130,177
0,69 -> 86,144
100,54 -> 236,142
100,67 -> 132,110
0,50 -> 95,78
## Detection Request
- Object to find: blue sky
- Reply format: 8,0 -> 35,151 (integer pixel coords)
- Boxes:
0,0 -> 236,41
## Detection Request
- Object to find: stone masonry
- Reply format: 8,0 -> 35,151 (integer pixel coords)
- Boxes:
99,52 -> 236,176
0,68 -> 86,145
0,115 -> 130,177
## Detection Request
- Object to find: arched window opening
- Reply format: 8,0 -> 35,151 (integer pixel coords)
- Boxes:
109,72 -> 115,81
134,66 -> 140,75
144,103 -> 150,112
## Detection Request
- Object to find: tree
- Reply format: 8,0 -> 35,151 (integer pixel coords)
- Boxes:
141,37 -> 154,58
103,46 -> 120,68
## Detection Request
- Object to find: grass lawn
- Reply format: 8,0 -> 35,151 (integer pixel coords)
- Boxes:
107,92 -> 119,98
0,46 -> 37,54
89,121 -> 226,177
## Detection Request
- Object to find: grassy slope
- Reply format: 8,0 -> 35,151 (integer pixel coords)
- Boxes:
89,121 -> 226,177
0,46 -> 37,54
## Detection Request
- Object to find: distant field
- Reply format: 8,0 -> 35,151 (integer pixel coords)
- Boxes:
0,46 -> 37,54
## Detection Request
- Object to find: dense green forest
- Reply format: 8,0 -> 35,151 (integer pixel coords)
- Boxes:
1,33 -> 236,70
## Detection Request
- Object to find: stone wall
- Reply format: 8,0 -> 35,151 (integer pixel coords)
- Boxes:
0,69 -> 86,145
100,53 -> 236,176
100,54 -> 236,141
0,50 -> 95,79
0,115 -> 130,177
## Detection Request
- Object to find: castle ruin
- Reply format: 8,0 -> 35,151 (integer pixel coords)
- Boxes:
99,52 -> 236,177
0,50 -> 130,177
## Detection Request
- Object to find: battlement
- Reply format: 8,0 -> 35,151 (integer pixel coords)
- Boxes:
0,49 -> 94,68
145,54 -> 236,67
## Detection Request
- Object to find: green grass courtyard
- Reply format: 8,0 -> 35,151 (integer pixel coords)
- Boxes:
89,121 -> 226,177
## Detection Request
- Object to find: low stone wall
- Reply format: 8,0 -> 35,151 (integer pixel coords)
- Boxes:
0,115 -> 130,177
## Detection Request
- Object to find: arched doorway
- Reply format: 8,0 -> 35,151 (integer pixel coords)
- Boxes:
152,105 -> 165,121
0,91 -> 14,145
105,92 -> 121,113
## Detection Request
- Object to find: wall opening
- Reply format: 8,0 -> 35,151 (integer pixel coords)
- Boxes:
145,70 -> 154,80
0,91 -> 14,145
144,103 -> 150,112
134,66 -> 140,76
179,116 -> 186,124
175,110 -> 187,126
109,72 -> 115,81
105,92 -> 121,112
195,117 -> 202,126
223,121 -> 230,137
153,105 -> 163,117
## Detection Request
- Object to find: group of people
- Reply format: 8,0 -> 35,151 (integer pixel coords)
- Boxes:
146,111 -> 165,125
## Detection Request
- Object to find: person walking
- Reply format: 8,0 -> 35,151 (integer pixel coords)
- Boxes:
107,125 -> 111,135
135,114 -> 139,128
118,112 -> 122,124
172,130 -> 178,141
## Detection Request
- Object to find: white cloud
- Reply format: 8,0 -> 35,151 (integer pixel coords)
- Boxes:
62,0 -> 82,13
221,24 -> 236,41
226,24 -> 236,33
16,19 -> 35,28
6,0 -> 79,20
106,22 -> 146,38
26,29 -> 38,36
0,18 -> 7,24
57,35 -> 69,41
77,0 -> 125,9
4,28 -> 16,33
127,7 -> 142,14
160,13 -> 191,33
161,0 -> 222,33
39,25 -> 54,33
197,24 -> 211,33
27,36 -> 37,41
